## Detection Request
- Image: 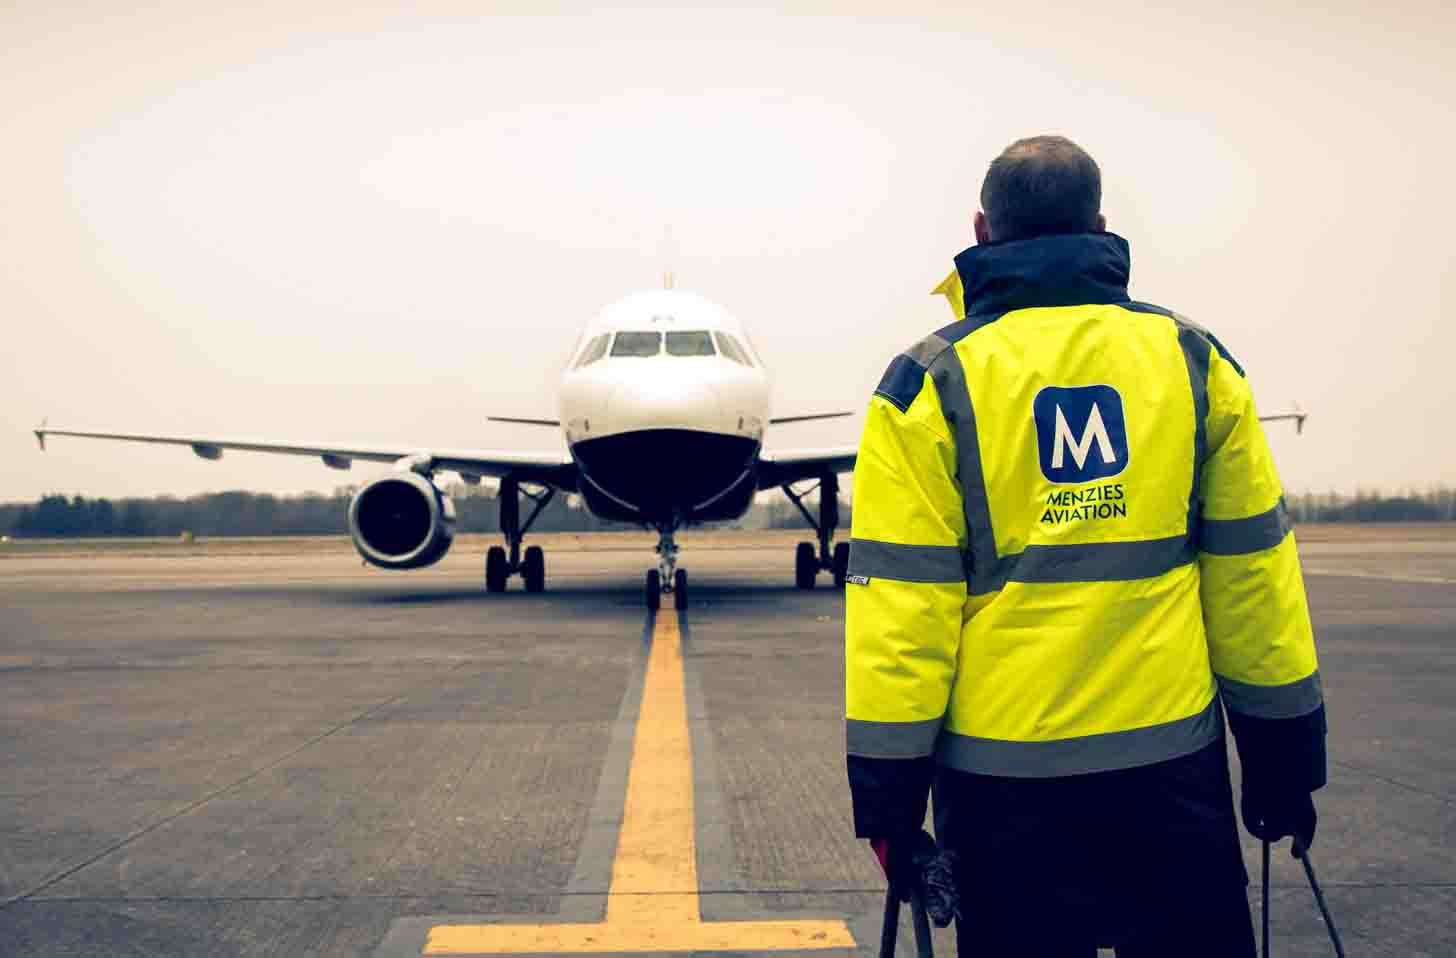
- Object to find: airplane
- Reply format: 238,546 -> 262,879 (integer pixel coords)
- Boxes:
34,283 -> 1307,611
34,287 -> 858,611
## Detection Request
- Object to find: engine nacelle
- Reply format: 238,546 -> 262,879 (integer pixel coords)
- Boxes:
348,472 -> 456,570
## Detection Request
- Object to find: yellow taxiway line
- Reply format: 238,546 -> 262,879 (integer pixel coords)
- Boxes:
423,610 -> 856,955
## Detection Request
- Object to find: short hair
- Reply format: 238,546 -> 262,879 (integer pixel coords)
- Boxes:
980,136 -> 1102,241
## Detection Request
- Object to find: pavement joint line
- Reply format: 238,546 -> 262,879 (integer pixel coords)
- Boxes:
1302,567 -> 1456,585
418,610 -> 858,956
0,659 -> 473,910
1329,758 -> 1455,805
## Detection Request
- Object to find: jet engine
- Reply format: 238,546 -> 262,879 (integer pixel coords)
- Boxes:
348,472 -> 456,569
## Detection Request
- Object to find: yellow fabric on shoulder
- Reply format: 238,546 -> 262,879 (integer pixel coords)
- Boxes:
932,269 -> 965,320
1202,349 -> 1283,521
853,382 -> 964,548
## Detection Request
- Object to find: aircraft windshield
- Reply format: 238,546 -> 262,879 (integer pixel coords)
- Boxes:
713,332 -> 752,366
610,332 -> 662,357
665,331 -> 716,357
576,333 -> 610,368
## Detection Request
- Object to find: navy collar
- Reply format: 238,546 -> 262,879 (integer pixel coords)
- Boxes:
953,232 -> 1132,318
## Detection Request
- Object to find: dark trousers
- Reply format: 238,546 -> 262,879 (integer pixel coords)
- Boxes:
937,737 -> 1256,958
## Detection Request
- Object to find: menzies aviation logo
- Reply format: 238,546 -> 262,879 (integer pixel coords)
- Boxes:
1033,385 -> 1130,484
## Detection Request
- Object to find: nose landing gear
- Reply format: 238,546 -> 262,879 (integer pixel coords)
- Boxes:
484,477 -> 554,593
783,473 -> 849,589
645,522 -> 688,611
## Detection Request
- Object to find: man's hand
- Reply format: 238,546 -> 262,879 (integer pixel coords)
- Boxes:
868,837 -> 914,901
1242,788 -> 1317,855
868,831 -> 961,926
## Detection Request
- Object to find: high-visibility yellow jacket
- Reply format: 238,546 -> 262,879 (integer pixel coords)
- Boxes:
846,232 -> 1324,835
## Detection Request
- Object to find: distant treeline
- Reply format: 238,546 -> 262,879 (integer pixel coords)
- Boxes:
0,487 -> 618,538
1285,488 -> 1456,523
1,486 -> 1448,539
0,485 -> 844,538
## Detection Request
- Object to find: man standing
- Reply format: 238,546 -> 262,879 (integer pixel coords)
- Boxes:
845,135 -> 1326,956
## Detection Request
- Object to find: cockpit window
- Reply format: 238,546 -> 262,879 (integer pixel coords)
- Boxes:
609,331 -> 662,357
576,333 -> 610,368
713,331 -> 753,366
665,331 -> 716,357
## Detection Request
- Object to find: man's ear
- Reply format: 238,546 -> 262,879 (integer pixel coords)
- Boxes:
974,210 -> 992,245
1095,213 -> 1106,232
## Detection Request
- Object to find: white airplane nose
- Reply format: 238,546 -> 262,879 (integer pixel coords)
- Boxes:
604,375 -> 725,434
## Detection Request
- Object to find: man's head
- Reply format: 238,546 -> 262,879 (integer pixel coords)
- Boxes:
975,135 -> 1104,244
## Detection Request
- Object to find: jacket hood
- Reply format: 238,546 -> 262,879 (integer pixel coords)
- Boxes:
953,232 -> 1132,318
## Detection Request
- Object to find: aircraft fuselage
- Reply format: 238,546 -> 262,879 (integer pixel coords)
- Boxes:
559,290 -> 770,526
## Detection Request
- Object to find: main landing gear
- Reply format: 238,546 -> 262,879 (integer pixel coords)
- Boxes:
644,521 -> 688,612
783,473 -> 849,590
484,477 -> 555,594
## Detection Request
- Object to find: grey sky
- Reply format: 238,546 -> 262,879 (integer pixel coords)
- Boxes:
3,2 -> 1453,501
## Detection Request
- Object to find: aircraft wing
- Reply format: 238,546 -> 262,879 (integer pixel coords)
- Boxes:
33,426 -> 578,489
753,404 -> 1305,490
1259,409 -> 1308,434
755,446 -> 857,488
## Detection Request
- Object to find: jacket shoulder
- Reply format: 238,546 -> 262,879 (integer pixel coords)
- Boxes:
1124,301 -> 1247,378
872,330 -> 959,413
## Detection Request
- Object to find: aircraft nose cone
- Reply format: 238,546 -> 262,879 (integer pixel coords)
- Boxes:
605,375 -> 724,432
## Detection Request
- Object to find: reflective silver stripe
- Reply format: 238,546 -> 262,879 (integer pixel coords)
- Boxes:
935,697 -> 1222,778
926,346 -> 999,581
1217,671 -> 1323,719
1200,500 -> 1292,555
847,538 -> 966,583
1176,322 -> 1211,539
969,535 -> 1196,595
904,332 -> 952,369
847,717 -> 944,759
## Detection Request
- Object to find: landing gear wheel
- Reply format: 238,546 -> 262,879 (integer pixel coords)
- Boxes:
485,546 -> 508,593
645,569 -> 662,611
522,545 -> 545,593
673,569 -> 688,611
794,541 -> 817,590
832,541 -> 851,589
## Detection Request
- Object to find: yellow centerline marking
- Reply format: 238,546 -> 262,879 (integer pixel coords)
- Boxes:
423,611 -> 856,955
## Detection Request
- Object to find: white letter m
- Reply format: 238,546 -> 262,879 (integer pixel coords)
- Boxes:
1051,402 -> 1117,470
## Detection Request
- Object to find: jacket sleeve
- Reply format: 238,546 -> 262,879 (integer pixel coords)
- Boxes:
1197,346 -> 1326,798
846,362 -> 967,838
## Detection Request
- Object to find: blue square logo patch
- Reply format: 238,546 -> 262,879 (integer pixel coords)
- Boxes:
1033,385 -> 1130,484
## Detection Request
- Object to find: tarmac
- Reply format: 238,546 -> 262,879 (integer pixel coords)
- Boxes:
0,528 -> 1452,957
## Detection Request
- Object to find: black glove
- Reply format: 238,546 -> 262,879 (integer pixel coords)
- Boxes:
1241,787 -> 1317,855
872,830 -> 961,927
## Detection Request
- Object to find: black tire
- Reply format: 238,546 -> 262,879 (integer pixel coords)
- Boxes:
485,546 -> 508,593
645,569 -> 661,611
673,569 -> 688,611
832,541 -> 851,589
523,545 -> 545,593
795,541 -> 817,590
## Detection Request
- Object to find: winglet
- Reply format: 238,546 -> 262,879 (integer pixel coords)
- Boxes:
34,419 -> 47,452
1260,406 -> 1309,435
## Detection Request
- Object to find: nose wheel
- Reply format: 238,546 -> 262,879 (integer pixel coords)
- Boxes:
645,524 -> 689,610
